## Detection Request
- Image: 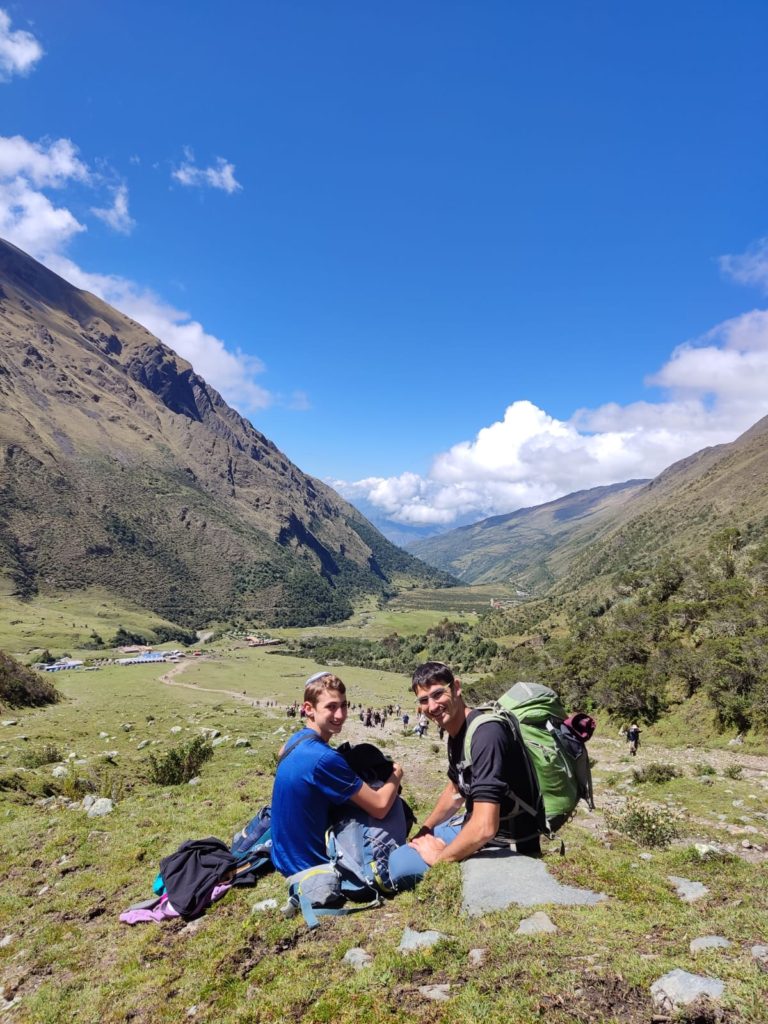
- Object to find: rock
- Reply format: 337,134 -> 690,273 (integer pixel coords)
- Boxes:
728,736 -> 744,746
0,935 -> 13,949
732,799 -> 744,808
468,948 -> 487,967
103,750 -> 119,760
170,726 -> 182,734
694,843 -> 725,860
690,936 -> 731,953
137,739 -> 150,750
516,911 -> 558,935
251,899 -> 278,914
1,720 -> 18,727
343,947 -> 373,970
87,798 -> 114,818
418,984 -> 451,1002
186,1006 -> 198,1018
667,875 -> 709,902
211,736 -> 228,747
751,945 -> 768,963
201,728 -> 220,740
639,852 -> 653,861
82,795 -> 96,810
462,848 -> 606,914
188,777 -> 201,786
398,927 -> 446,952
741,839 -> 753,849
234,738 -> 251,748
650,969 -> 725,1012
51,765 -> 68,778
98,731 -> 109,738
274,727 -> 286,735
121,723 -> 132,732
698,776 -> 714,785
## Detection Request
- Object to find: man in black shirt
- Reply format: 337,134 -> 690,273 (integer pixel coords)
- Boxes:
388,662 -> 541,889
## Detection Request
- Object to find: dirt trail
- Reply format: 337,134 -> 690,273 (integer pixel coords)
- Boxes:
158,658 -> 259,706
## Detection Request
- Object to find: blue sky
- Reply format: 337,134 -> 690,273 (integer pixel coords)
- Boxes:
2,2 -> 768,533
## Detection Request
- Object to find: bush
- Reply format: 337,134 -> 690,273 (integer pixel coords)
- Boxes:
723,763 -> 743,780
632,762 -> 681,785
146,736 -> 214,785
19,743 -> 62,768
692,761 -> 716,776
0,650 -> 60,708
604,800 -> 680,847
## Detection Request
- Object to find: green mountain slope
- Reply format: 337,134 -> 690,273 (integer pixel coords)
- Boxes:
0,239 -> 452,626
409,480 -> 647,590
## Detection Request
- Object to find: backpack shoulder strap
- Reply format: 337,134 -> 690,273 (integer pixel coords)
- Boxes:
277,730 -> 317,765
460,707 -> 541,822
459,708 -> 506,770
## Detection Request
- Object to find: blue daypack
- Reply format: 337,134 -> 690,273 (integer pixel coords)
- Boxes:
230,804 -> 274,886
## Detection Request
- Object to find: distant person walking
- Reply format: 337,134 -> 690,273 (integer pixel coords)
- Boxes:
626,723 -> 641,756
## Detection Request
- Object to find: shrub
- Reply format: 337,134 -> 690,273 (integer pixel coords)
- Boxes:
632,762 -> 681,785
19,743 -> 62,768
723,763 -> 743,780
692,761 -> 716,776
604,800 -> 680,847
147,736 -> 213,785
0,650 -> 60,708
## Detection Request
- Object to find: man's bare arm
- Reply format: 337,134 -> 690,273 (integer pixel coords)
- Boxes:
348,763 -> 404,819
410,801 -> 500,866
411,780 -> 465,839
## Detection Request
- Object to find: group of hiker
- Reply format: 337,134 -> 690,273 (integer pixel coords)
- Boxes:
270,662 -> 544,898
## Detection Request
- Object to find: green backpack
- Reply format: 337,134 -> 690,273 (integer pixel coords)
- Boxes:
463,681 -> 595,837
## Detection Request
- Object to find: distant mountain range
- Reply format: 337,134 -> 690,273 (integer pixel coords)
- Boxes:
410,412 -> 768,597
0,239 -> 452,627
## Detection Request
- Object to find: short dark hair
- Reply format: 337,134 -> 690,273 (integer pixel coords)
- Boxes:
411,661 -> 455,694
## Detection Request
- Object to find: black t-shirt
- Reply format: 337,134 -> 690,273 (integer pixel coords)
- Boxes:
447,709 -> 540,842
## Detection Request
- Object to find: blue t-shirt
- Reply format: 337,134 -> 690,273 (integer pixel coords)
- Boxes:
270,729 -> 363,876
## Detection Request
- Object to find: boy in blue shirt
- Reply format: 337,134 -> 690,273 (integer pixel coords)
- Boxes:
271,672 -> 404,877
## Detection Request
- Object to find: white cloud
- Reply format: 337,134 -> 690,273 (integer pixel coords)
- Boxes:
0,133 -> 272,414
336,287 -> 768,526
172,149 -> 242,194
0,9 -> 43,81
0,135 -> 89,187
91,184 -> 135,235
720,237 -> 768,292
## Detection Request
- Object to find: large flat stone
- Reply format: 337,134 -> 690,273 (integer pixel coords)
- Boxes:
461,848 -> 606,915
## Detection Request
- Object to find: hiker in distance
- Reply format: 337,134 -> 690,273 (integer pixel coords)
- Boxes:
388,661 -> 541,889
270,672 -> 404,878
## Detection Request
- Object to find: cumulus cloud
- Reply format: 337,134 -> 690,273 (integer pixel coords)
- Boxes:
0,133 -> 272,413
335,244 -> 768,527
0,9 -> 43,81
172,149 -> 242,194
91,184 -> 135,235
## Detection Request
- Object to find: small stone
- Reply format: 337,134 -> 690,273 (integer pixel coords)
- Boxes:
516,911 -> 557,935
234,738 -> 251,748
732,799 -> 744,808
170,726 -> 182,734
121,723 -> 132,732
741,839 -> 753,849
418,984 -> 451,1002
668,876 -> 709,902
251,899 -> 278,914
751,945 -> 768,962
1,720 -> 18,727
0,935 -> 13,949
51,765 -> 68,778
98,731 -> 109,738
82,795 -> 96,809
694,843 -> 725,860
137,739 -> 150,750
186,1006 -> 198,1018
650,969 -> 725,1012
201,728 -> 220,740
698,776 -> 714,786
211,736 -> 228,747
639,852 -> 653,861
343,947 -> 373,970
103,751 -> 119,760
87,797 -> 114,818
728,736 -> 743,746
690,936 -> 731,953
38,884 -> 50,896
468,947 -> 487,967
188,777 -> 201,786
398,927 -> 446,951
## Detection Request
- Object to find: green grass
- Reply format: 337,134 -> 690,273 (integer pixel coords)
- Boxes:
1,649 -> 767,1022
0,585 -> 190,661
